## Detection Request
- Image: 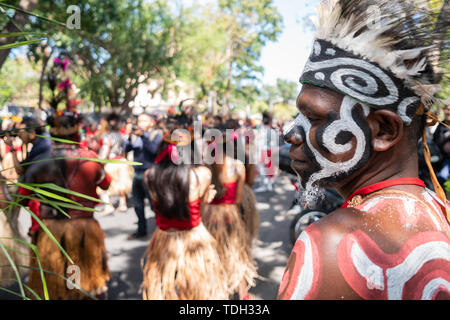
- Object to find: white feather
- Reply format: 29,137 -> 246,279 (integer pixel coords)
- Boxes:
309,0 -> 443,102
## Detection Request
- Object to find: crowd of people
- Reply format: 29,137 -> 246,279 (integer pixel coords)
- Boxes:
0,0 -> 449,302
0,107 -> 290,300
0,98 -> 447,300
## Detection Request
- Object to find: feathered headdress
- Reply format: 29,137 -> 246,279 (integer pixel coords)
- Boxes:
301,0 -> 448,121
300,0 -> 450,220
45,55 -> 82,139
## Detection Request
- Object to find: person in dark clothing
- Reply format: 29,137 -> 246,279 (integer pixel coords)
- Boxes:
433,104 -> 450,185
124,113 -> 162,239
4,116 -> 52,176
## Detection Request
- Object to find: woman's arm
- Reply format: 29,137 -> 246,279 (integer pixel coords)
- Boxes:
234,161 -> 246,205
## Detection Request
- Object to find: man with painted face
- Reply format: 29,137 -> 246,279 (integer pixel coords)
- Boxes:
278,0 -> 450,300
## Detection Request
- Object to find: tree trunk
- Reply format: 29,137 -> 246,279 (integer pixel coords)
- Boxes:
38,46 -> 53,110
0,0 -> 40,70
223,60 -> 233,115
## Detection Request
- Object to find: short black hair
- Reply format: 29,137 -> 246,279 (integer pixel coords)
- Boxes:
106,113 -> 121,123
21,116 -> 43,135
263,111 -> 273,125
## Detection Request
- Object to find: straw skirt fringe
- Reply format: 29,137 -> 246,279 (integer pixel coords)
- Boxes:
240,185 -> 259,243
98,159 -> 134,196
0,207 -> 29,287
202,204 -> 258,294
27,218 -> 110,300
141,223 -> 229,300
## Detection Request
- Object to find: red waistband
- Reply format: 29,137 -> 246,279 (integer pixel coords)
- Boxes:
341,178 -> 426,209
210,199 -> 236,205
211,181 -> 238,205
154,199 -> 202,231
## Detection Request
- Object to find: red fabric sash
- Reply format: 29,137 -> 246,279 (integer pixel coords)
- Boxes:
341,178 -> 426,209
154,199 -> 202,231
210,181 -> 238,205
155,144 -> 179,164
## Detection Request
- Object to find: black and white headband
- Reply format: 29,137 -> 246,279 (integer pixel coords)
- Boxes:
300,39 -> 422,125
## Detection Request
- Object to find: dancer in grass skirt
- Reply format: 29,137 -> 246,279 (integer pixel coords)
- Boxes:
202,123 -> 258,299
141,118 -> 229,300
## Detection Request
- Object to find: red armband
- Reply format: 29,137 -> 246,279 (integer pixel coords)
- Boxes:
18,187 -> 41,232
98,172 -> 112,190
29,200 -> 41,232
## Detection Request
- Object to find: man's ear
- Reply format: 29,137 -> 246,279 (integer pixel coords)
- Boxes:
366,109 -> 404,152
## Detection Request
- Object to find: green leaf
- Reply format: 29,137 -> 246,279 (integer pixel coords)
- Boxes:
0,39 -> 43,50
0,32 -> 47,38
0,240 -> 25,298
0,3 -> 66,27
0,278 -> 41,300
16,265 -> 97,300
34,193 -> 71,219
5,237 -> 49,300
29,183 -> 104,204
1,157 -> 142,174
9,181 -> 81,205
18,205 -> 74,266
34,134 -> 80,145
0,287 -> 30,300
13,195 -> 98,212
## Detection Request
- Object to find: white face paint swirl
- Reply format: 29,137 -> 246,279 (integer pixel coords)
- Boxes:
303,56 -> 399,107
397,97 -> 421,125
300,41 -> 422,124
288,96 -> 371,208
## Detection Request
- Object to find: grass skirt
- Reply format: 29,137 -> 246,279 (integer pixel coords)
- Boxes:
0,207 -> 29,287
202,204 -> 258,294
98,159 -> 134,197
240,185 -> 259,244
27,218 -> 110,300
141,223 -> 229,300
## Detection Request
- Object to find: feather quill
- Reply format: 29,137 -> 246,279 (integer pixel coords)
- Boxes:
311,0 -> 448,108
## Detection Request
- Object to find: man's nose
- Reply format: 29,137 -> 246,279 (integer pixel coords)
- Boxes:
286,133 -> 304,146
283,126 -> 303,145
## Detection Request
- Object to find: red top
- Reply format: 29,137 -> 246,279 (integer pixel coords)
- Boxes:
18,147 -> 111,232
154,199 -> 202,231
210,181 -> 238,205
341,178 -> 426,209
5,145 -> 22,154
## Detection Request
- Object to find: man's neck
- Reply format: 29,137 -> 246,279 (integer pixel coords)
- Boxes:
337,151 -> 419,200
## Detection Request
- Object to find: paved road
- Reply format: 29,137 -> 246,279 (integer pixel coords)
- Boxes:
100,172 -> 297,300
0,173 -> 298,300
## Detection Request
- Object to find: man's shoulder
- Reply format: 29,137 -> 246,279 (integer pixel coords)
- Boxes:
312,207 -> 362,235
304,207 -> 383,251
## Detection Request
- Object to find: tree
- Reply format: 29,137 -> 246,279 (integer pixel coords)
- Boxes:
0,0 -> 39,69
275,79 -> 298,105
217,0 -> 283,113
172,0 -> 283,114
166,2 -> 229,110
0,56 -> 40,106
260,78 -> 298,112
28,0 -> 180,111
261,83 -> 278,112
